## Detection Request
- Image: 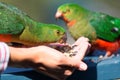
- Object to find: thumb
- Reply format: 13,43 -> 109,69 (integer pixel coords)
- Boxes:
76,61 -> 87,71
65,57 -> 88,71
62,55 -> 88,72
62,58 -> 87,76
63,41 -> 89,71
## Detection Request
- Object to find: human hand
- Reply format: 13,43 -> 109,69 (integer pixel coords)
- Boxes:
29,37 -> 90,80
9,37 -> 90,80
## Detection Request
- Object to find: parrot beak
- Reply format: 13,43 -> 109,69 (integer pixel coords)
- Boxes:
63,33 -> 67,43
59,33 -> 67,43
55,11 -> 62,20
55,11 -> 69,24
48,33 -> 67,49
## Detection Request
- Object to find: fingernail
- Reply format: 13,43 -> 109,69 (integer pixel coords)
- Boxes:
79,63 -> 87,71
64,70 -> 72,76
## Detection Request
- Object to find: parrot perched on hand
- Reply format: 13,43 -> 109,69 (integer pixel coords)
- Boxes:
0,2 -> 67,47
55,3 -> 120,57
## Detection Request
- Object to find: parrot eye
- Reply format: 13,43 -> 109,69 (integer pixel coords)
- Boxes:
57,30 -> 60,34
63,9 -> 70,14
67,9 -> 70,12
56,30 -> 60,35
111,27 -> 119,33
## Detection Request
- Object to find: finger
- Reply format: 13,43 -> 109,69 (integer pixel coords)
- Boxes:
73,42 -> 90,60
62,40 -> 90,64
73,36 -> 89,46
62,42 -> 89,66
60,37 -> 90,72
71,37 -> 90,53
78,61 -> 87,71
63,57 -> 88,71
64,67 -> 75,76
71,37 -> 90,55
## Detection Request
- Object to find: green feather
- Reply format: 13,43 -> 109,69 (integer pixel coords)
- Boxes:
90,12 -> 120,41
0,2 -> 25,34
0,2 -> 66,45
57,3 -> 120,42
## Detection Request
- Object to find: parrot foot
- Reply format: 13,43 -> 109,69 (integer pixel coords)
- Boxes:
97,54 -> 115,62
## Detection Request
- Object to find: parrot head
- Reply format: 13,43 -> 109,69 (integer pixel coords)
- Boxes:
44,24 -> 67,44
55,3 -> 86,27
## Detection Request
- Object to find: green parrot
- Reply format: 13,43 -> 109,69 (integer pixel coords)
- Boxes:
55,3 -> 120,57
0,2 -> 67,47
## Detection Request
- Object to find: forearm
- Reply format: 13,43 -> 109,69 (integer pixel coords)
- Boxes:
8,46 -> 39,68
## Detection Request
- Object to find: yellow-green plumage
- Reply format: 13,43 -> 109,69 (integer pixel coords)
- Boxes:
56,3 -> 120,42
55,3 -> 120,57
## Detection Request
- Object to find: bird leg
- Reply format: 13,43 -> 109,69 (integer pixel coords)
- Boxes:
98,51 -> 115,62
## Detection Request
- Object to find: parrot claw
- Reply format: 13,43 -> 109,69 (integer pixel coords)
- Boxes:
97,54 -> 115,62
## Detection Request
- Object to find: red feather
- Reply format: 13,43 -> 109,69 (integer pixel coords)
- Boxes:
92,39 -> 120,56
0,34 -> 12,42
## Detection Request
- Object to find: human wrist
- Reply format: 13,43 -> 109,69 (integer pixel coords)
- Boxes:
8,47 -> 34,68
27,46 -> 49,67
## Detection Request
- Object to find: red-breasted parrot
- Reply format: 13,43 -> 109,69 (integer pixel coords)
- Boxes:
0,2 -> 67,47
55,3 -> 120,57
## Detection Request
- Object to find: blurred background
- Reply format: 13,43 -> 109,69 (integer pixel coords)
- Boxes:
0,0 -> 120,79
0,0 -> 120,44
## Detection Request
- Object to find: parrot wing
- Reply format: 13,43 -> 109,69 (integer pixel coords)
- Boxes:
90,12 -> 120,42
0,2 -> 27,34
